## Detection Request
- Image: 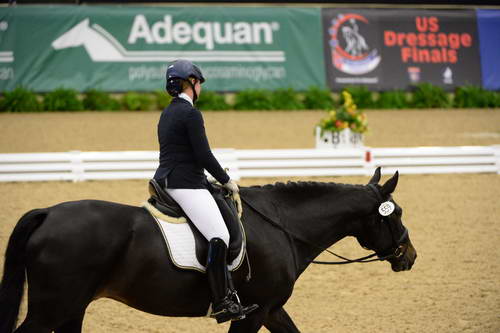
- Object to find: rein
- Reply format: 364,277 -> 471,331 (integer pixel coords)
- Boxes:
240,185 -> 408,266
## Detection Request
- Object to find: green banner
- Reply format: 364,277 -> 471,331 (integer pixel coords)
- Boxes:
0,6 -> 325,92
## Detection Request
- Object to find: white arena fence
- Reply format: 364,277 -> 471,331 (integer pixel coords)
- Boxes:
0,146 -> 499,182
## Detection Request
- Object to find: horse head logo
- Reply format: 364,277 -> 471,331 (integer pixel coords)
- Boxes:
51,18 -> 125,61
52,18 -> 90,50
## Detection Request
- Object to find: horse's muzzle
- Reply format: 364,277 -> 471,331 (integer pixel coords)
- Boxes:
391,239 -> 417,272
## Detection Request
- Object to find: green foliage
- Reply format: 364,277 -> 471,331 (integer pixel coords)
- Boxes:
196,91 -> 230,111
270,88 -> 304,110
453,85 -> 500,108
4,84 -> 499,112
83,89 -> 120,111
0,87 -> 41,112
410,83 -> 450,108
234,89 -> 273,110
377,90 -> 410,109
43,88 -> 83,111
490,92 -> 500,108
121,92 -> 153,111
341,86 -> 375,108
303,86 -> 334,110
154,90 -> 172,110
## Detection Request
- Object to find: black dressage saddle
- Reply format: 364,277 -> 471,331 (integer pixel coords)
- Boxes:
147,179 -> 244,265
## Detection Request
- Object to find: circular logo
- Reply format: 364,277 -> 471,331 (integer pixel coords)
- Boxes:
378,201 -> 395,217
328,13 -> 381,75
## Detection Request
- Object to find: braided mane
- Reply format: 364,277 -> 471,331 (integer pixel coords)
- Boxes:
247,181 -> 365,194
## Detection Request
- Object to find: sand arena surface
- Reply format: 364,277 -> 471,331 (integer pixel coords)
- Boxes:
1,109 -> 500,152
0,109 -> 499,332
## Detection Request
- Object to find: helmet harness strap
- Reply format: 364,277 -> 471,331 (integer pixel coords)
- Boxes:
188,78 -> 198,103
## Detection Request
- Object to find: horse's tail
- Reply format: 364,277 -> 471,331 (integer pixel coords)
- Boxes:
0,208 -> 48,333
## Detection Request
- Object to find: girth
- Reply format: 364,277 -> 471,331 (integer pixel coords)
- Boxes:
148,179 -> 243,264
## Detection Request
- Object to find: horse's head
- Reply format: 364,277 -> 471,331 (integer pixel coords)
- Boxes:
356,168 -> 417,272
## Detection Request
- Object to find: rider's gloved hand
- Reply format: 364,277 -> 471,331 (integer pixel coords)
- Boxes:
223,179 -> 239,194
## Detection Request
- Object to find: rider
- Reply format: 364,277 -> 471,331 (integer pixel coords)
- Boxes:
153,59 -> 258,323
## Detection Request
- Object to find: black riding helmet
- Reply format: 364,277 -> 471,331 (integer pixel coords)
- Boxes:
166,59 -> 205,102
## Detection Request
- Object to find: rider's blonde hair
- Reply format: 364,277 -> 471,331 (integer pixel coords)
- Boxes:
181,77 -> 197,92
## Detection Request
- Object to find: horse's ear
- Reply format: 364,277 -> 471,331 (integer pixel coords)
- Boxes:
368,167 -> 381,184
380,171 -> 399,196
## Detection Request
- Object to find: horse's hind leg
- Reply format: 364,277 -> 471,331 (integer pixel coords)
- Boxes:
14,306 -> 85,333
14,318 -> 51,333
55,312 -> 85,333
263,307 -> 300,333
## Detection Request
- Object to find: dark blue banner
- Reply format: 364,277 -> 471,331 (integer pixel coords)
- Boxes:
321,9 -> 482,91
477,9 -> 500,91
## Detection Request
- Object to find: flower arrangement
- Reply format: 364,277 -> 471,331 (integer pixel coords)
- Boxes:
317,91 -> 368,134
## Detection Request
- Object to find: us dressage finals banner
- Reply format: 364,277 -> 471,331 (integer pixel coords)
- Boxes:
321,8 -> 483,91
0,6 -> 499,92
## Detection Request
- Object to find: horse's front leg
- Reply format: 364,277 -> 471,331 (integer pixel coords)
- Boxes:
228,310 -> 266,333
263,307 -> 300,333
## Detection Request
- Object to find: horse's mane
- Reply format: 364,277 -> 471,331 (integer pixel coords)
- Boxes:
246,181 -> 365,194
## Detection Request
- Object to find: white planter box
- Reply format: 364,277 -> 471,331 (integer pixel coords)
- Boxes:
315,126 -> 364,149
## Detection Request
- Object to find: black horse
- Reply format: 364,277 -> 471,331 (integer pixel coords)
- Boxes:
0,168 -> 416,333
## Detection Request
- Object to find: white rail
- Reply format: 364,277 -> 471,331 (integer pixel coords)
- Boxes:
0,146 -> 499,182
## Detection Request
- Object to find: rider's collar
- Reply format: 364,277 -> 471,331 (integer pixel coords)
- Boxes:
178,93 -> 193,106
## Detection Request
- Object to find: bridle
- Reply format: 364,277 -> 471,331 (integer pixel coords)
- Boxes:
240,184 -> 409,266
314,184 -> 409,264
312,184 -> 409,265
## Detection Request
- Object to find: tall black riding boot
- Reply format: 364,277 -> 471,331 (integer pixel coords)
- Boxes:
206,238 -> 258,324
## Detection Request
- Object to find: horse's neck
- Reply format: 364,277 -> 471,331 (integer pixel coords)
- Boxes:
271,183 -> 371,272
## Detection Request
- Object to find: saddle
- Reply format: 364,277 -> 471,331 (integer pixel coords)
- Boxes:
147,179 -> 243,264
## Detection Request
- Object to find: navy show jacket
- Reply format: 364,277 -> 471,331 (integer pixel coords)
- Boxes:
153,97 -> 230,189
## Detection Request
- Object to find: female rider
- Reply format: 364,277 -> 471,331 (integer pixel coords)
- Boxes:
153,59 -> 258,323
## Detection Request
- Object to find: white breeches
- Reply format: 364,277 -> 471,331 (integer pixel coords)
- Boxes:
165,188 -> 230,247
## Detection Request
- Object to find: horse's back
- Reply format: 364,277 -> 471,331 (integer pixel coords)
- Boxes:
28,200 -> 138,254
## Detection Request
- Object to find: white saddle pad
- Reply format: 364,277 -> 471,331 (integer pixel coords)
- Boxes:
143,202 -> 246,273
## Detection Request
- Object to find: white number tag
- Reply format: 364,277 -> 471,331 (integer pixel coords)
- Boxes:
378,201 -> 395,217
